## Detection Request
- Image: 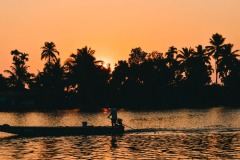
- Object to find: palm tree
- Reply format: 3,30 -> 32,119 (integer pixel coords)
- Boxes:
194,45 -> 213,85
41,42 -> 59,65
206,33 -> 226,84
177,47 -> 194,76
4,50 -> 33,90
194,45 -> 211,65
217,44 -> 239,84
165,46 -> 180,86
63,46 -> 102,92
63,46 -> 110,106
64,46 -> 98,75
165,46 -> 178,67
38,42 -> 62,93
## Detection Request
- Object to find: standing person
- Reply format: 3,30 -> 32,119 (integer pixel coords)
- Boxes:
108,108 -> 118,127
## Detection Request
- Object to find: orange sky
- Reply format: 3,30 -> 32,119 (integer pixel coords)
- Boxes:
1,0 -> 240,78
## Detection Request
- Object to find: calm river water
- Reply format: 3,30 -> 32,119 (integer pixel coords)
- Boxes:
0,107 -> 240,159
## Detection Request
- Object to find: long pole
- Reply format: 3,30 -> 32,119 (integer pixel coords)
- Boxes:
122,124 -> 135,130
108,117 -> 135,130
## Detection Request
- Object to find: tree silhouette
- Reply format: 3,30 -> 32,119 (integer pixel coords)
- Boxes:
194,45 -> 211,63
166,46 -> 178,67
165,46 -> 180,86
32,58 -> 65,107
63,46 -> 109,107
145,51 -> 169,87
217,44 -> 239,85
111,60 -> 129,91
191,45 -> 212,86
33,58 -> 64,91
177,47 -> 194,80
127,47 -> 147,90
29,42 -> 64,108
176,46 -> 212,86
4,50 -> 33,90
38,42 -> 62,91
128,47 -> 147,65
206,33 -> 226,84
2,33 -> 240,110
41,42 -> 59,66
64,46 -> 97,92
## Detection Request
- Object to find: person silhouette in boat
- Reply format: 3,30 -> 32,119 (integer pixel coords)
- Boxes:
108,108 -> 118,127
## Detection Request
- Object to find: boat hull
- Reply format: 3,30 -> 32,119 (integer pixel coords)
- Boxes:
0,124 -> 124,137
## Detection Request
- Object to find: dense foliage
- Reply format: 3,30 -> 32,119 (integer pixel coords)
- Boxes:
1,33 -> 240,110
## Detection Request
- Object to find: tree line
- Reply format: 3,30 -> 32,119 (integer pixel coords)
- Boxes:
0,33 -> 240,111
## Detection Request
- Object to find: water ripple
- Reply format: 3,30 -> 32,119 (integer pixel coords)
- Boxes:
0,132 -> 240,159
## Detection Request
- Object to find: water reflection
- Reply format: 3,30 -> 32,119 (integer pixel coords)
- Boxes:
110,135 -> 118,149
1,107 -> 240,129
1,132 -> 240,159
0,107 -> 240,159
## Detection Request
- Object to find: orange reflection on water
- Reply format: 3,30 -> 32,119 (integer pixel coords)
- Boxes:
118,108 -> 126,112
101,108 -> 110,114
63,108 -> 80,113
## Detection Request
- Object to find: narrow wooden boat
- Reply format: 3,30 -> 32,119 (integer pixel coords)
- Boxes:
0,123 -> 124,137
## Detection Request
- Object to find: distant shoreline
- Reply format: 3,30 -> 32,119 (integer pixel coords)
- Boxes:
0,104 -> 239,113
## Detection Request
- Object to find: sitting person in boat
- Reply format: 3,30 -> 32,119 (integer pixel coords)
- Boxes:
108,108 -> 118,127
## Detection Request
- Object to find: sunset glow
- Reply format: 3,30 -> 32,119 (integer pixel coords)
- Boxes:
1,0 -> 240,77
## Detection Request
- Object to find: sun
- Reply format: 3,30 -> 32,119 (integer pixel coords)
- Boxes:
100,58 -> 112,69
102,63 -> 109,69
97,56 -> 113,70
